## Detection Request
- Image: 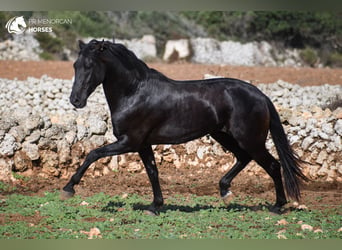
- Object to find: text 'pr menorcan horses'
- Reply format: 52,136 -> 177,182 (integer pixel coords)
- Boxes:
61,39 -> 308,214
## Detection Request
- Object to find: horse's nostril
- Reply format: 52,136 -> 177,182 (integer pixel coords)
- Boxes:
70,94 -> 86,108
70,95 -> 79,105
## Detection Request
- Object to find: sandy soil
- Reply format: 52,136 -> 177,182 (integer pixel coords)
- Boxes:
1,60 -> 342,85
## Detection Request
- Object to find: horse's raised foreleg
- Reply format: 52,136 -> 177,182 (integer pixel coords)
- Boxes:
138,145 -> 163,215
61,136 -> 133,199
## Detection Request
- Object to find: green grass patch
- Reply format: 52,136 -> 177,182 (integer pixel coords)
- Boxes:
0,191 -> 341,239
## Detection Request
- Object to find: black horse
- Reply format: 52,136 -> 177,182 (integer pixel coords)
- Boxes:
62,39 -> 308,214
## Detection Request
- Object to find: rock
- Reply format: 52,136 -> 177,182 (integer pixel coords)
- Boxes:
42,116 -> 52,130
190,38 -> 222,64
212,143 -> 225,156
301,224 -> 313,231
77,125 -> 88,141
163,153 -> 175,163
301,137 -> 314,151
316,150 -> 328,164
0,117 -> 18,133
289,135 -> 300,145
45,125 -> 65,140
0,134 -> 18,156
65,131 -> 76,145
276,219 -> 288,225
90,135 -> 106,147
185,141 -> 198,154
191,38 -> 281,66
288,116 -> 306,128
333,107 -> 342,119
127,161 -> 142,172
57,140 -> 71,164
107,156 -> 119,172
0,158 -> 14,181
203,74 -> 223,80
13,151 -> 32,172
8,126 -> 26,143
22,115 -> 43,134
40,150 -> 59,176
321,123 -> 334,135
318,131 -> 330,140
317,162 -> 329,177
22,141 -> 39,161
163,39 -> 191,62
0,34 -> 41,61
334,119 -> 342,136
38,137 -> 57,151
197,146 -> 209,160
86,115 -> 107,135
25,130 -> 41,143
327,136 -> 341,152
80,227 -> 102,239
305,118 -> 317,133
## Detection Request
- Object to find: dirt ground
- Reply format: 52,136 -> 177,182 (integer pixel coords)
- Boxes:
0,61 -> 341,212
1,60 -> 342,85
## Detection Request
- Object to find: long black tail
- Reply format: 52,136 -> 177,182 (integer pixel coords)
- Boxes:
267,99 -> 309,201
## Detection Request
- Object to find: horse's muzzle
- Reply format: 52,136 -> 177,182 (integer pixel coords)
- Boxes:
70,94 -> 86,109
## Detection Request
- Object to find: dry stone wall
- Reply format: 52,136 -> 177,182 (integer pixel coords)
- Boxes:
0,75 -> 341,183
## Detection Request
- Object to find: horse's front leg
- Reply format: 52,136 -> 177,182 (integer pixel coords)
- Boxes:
61,136 -> 133,199
139,145 -> 163,215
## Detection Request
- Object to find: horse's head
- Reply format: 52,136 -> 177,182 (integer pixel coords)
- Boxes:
70,39 -> 108,108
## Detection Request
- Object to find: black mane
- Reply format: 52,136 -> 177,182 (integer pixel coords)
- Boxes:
107,41 -> 151,80
83,39 -> 170,82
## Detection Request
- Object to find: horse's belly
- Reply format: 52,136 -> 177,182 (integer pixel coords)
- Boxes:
147,112 -> 220,144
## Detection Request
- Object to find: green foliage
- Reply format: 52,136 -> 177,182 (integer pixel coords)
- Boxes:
0,191 -> 341,239
35,32 -> 63,60
0,11 -> 341,66
0,181 -> 16,192
300,47 -> 318,67
182,11 -> 341,50
327,52 -> 342,67
47,11 -> 113,38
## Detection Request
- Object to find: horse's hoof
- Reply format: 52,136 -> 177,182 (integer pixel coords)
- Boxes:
60,190 -> 75,200
269,206 -> 286,215
144,210 -> 158,216
221,191 -> 234,206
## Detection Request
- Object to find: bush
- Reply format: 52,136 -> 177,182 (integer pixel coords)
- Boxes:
300,47 -> 318,66
35,33 -> 63,60
326,52 -> 342,68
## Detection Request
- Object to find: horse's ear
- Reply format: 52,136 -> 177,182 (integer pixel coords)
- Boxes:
99,39 -> 106,52
78,40 -> 86,50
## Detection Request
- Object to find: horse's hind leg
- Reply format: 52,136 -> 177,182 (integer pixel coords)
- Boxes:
139,145 -> 163,215
210,132 -> 252,204
248,147 -> 287,213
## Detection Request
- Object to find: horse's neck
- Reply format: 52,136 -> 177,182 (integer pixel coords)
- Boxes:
102,73 -> 140,112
